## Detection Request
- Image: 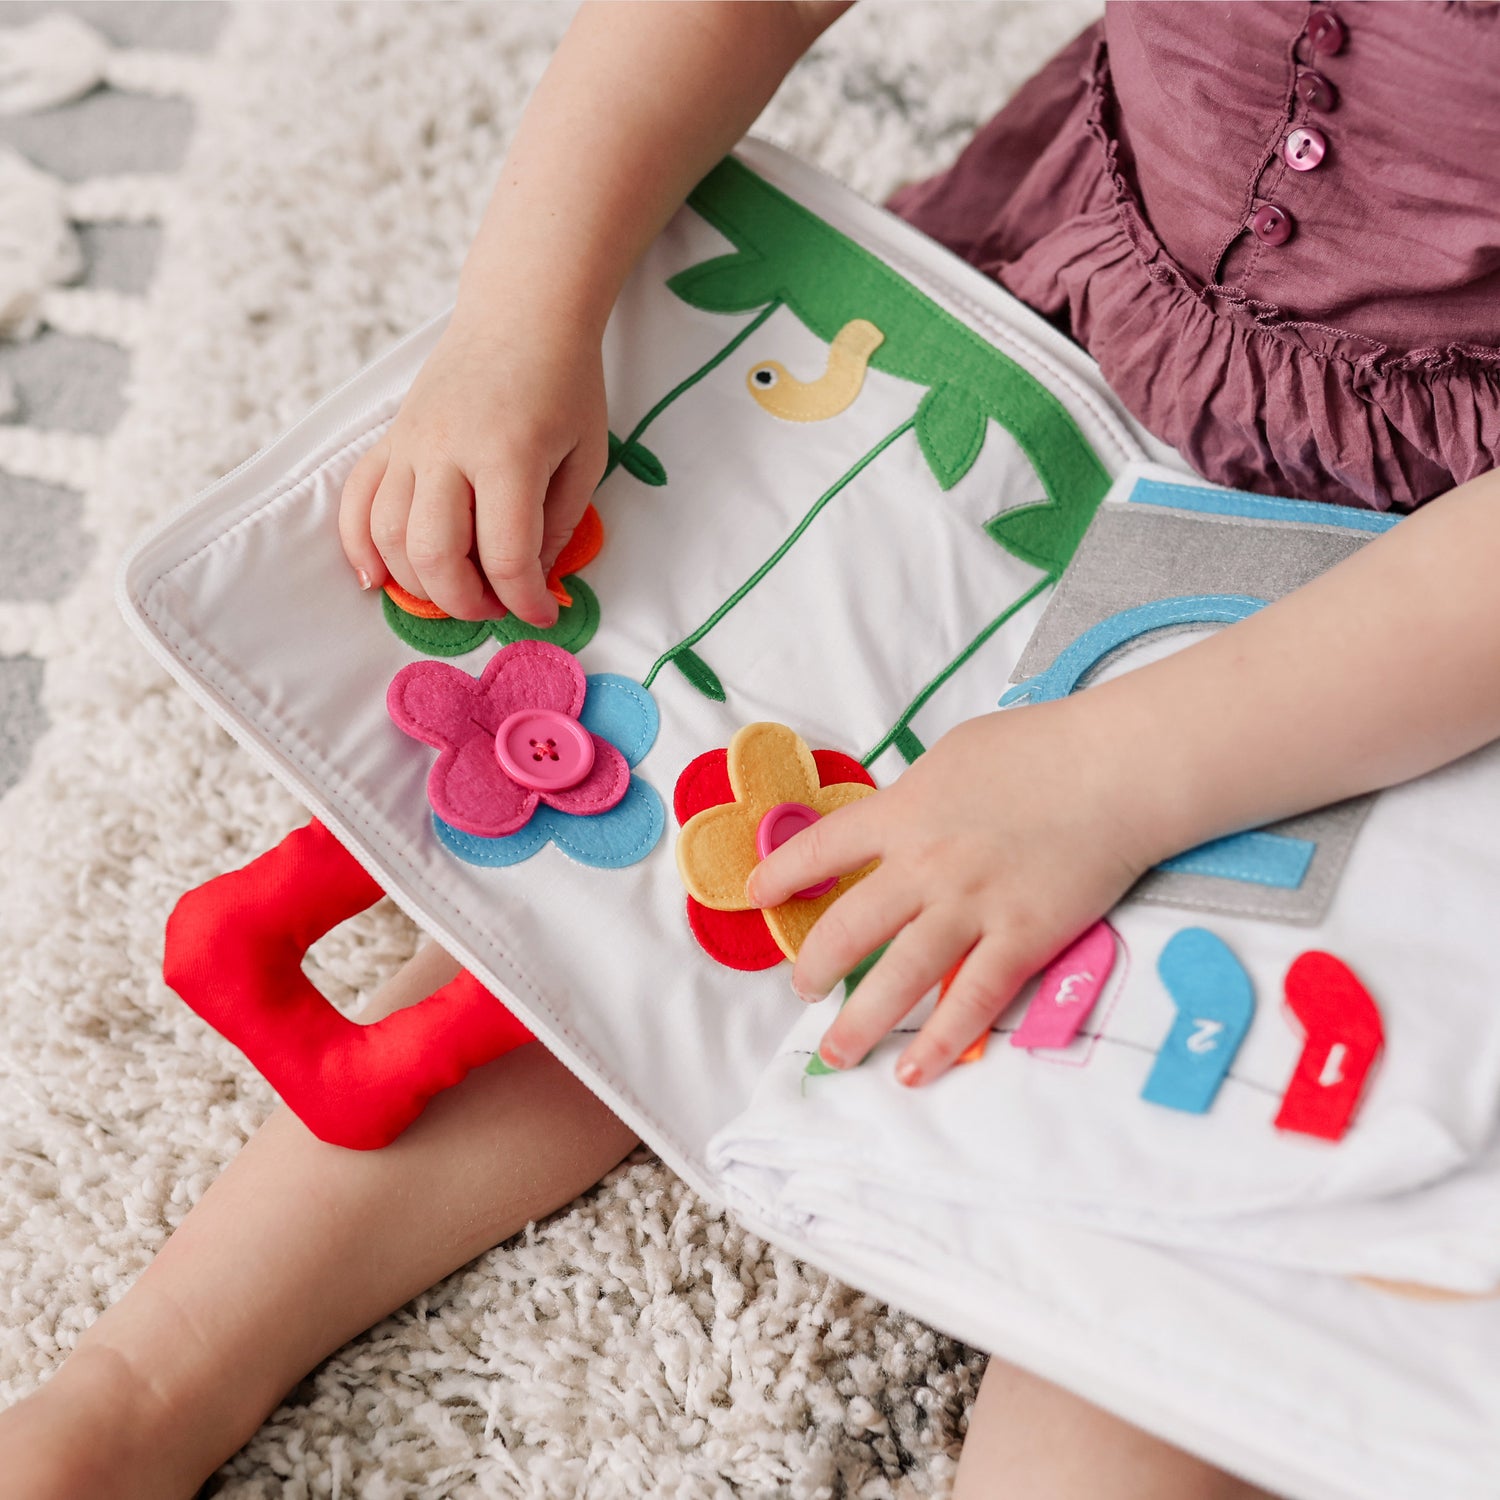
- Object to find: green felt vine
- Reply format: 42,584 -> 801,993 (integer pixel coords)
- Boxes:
644,415 -> 916,697
603,302 -> 781,489
670,156 -> 1112,580
382,576 -> 600,658
862,574 -> 1052,766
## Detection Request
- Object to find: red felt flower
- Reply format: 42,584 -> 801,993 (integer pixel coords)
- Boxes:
673,744 -> 875,971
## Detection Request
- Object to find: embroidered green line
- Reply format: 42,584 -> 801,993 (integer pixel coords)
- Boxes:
645,414 -> 917,691
603,301 -> 781,481
862,571 -> 1054,766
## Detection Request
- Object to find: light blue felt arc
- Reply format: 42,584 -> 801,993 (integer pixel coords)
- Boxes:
1157,830 -> 1315,889
999,594 -> 1268,708
579,673 -> 659,767
1142,928 -> 1256,1115
434,778 -> 666,871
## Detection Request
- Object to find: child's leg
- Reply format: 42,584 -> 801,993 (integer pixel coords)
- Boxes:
0,943 -> 637,1500
954,1356 -> 1277,1500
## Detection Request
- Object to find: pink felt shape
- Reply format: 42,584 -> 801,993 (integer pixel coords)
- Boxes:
1011,921 -> 1116,1051
387,640 -> 629,838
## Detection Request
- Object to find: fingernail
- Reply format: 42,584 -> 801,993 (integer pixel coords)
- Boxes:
356,568 -> 374,590
895,1057 -> 921,1087
792,978 -> 826,1004
819,1042 -> 846,1069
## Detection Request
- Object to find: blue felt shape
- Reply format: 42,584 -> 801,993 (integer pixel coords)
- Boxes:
1142,928 -> 1256,1115
579,673 -> 659,766
1157,829 -> 1315,889
1126,477 -> 1401,536
999,594 -> 1268,708
435,777 -> 666,870
433,674 -> 665,870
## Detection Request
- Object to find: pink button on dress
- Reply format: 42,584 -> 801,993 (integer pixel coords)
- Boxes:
888,1 -> 1500,511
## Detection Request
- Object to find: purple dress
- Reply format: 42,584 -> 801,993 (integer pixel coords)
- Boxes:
888,1 -> 1500,511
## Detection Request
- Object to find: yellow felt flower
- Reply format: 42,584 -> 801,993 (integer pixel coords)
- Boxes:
676,722 -> 875,961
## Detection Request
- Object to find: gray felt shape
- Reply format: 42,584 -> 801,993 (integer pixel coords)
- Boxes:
1012,500 -> 1379,926
0,471 -> 92,600
0,655 -> 47,799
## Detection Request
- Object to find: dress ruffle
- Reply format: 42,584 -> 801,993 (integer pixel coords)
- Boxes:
889,29 -> 1500,512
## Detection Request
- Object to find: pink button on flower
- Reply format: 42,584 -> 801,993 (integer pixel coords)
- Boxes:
756,801 -> 837,899
387,640 -> 630,839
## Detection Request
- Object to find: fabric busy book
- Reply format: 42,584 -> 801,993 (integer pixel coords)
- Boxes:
119,140 -> 1500,1500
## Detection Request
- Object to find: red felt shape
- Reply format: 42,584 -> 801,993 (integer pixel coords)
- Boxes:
673,746 -> 876,972
163,818 -> 534,1150
387,640 -> 629,837
1274,950 -> 1384,1142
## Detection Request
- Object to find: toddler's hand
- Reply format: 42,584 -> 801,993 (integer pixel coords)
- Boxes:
338,310 -> 608,626
747,704 -> 1166,1086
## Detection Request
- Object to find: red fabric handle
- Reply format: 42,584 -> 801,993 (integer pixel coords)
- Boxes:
164,819 -> 534,1149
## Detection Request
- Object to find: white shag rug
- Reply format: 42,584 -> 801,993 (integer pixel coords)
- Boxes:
0,4 -> 1100,1495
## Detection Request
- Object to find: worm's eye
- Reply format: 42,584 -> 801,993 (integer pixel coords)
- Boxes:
751,366 -> 778,389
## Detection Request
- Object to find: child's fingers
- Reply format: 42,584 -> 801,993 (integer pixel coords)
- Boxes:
816,914 -> 977,1070
746,796 -> 882,911
406,464 -> 488,620
338,440 -> 391,587
474,452 -> 557,628
790,866 -> 919,1003
368,461 -> 423,598
539,438 -> 606,575
895,937 -> 1026,1086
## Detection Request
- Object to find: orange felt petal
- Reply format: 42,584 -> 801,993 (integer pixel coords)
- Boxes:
726,722 -> 820,814
383,581 -> 450,621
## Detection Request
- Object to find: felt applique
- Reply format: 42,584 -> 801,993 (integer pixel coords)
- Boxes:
1275,951 -> 1384,1141
434,673 -> 664,871
381,505 -> 603,656
387,641 -> 664,877
1011,922 -> 1118,1052
638,157 -> 1111,720
675,724 -> 876,966
1003,482 -> 1388,923
746,317 -> 885,422
1142,928 -> 1255,1115
163,818 -> 535,1150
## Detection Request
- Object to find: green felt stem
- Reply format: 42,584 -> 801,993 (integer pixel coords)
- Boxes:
671,158 -> 1112,574
643,415 -> 916,694
602,302 -> 781,483
861,572 -> 1054,767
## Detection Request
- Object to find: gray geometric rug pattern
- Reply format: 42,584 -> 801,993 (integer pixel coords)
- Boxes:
0,0 -> 222,798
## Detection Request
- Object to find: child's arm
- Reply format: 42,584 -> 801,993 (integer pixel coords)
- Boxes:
338,1 -> 851,626
750,468 -> 1500,1084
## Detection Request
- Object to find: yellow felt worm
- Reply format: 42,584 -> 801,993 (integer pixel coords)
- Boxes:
746,318 -> 886,422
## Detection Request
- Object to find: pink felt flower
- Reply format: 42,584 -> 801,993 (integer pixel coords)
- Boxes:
387,640 -> 630,839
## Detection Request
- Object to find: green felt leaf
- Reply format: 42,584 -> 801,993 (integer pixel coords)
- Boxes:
892,725 -> 926,764
666,250 -> 780,313
381,593 -> 490,656
915,383 -> 988,492
491,575 -> 600,653
618,439 -> 667,487
678,158 -> 1113,569
671,648 -> 726,702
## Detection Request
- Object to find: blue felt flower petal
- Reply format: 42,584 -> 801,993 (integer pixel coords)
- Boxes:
434,814 -> 549,868
580,674 -> 659,768
433,778 -> 665,870
538,777 -> 665,868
